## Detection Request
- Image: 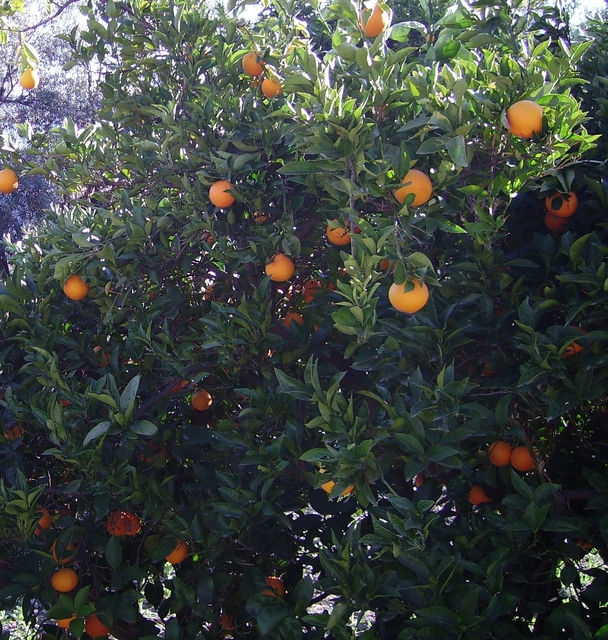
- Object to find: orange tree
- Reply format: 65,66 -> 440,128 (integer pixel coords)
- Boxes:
0,0 -> 607,638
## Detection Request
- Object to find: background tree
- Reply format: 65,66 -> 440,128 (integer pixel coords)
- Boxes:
0,0 -> 607,639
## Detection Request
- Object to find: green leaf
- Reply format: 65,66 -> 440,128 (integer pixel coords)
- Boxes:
275,368 -> 311,400
119,375 -> 141,415
106,535 -> 122,570
131,420 -> 158,436
83,421 -> 111,446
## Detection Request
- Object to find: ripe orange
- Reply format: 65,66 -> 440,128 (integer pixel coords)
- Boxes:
388,280 -> 429,313
261,78 -> 282,98
360,4 -> 390,37
51,540 -> 75,564
220,613 -> 236,630
265,253 -> 295,282
51,567 -> 78,592
544,211 -> 569,232
165,539 -> 188,564
415,473 -> 424,487
85,613 -> 111,638
321,480 -> 354,496
545,191 -> 578,218
562,340 -> 585,359
191,389 -> 213,411
488,441 -> 512,467
242,51 -> 265,76
0,168 -> 18,194
510,446 -> 535,472
209,180 -> 235,208
56,615 -> 77,629
63,274 -> 89,300
326,220 -> 351,246
263,576 -> 286,598
506,100 -> 543,138
284,311 -> 304,328
4,424 -> 24,441
394,169 -> 433,207
468,485 -> 491,505
37,508 -> 53,531
19,68 -> 39,89
170,379 -> 189,393
106,510 -> 142,536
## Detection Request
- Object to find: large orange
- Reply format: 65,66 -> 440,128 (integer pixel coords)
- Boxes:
468,485 -> 491,505
326,220 -> 351,246
106,510 -> 142,536
242,51 -> 265,76
510,446 -> 535,471
51,567 -> 78,592
19,68 -> 39,89
165,539 -> 188,564
261,78 -> 282,98
265,253 -> 295,281
63,274 -> 89,300
544,212 -> 569,232
85,613 -> 111,638
388,280 -> 429,313
545,191 -> 578,218
488,441 -> 512,467
209,180 -> 235,208
394,169 -> 433,207
191,389 -> 213,411
506,100 -> 543,138
360,4 -> 390,37
263,576 -> 286,598
0,168 -> 18,194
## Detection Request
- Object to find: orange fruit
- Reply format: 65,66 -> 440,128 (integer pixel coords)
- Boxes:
106,510 -> 142,536
261,78 -> 282,98
544,211 -> 569,232
56,615 -> 77,629
0,168 -> 18,194
415,473 -> 424,487
545,191 -> 578,218
321,480 -> 354,496
576,539 -> 593,551
510,446 -> 535,472
220,613 -> 236,630
242,51 -> 265,76
253,210 -> 268,224
326,220 -> 351,246
51,540 -> 75,564
170,380 -> 189,393
468,485 -> 491,505
209,179 -> 235,208
506,100 -> 543,138
36,508 -> 53,531
284,311 -> 304,328
263,576 -> 286,598
51,567 -> 78,592
360,4 -> 390,37
165,539 -> 188,564
488,441 -> 512,467
63,274 -> 89,300
388,280 -> 429,313
265,253 -> 295,282
19,68 -> 39,89
191,389 -> 213,411
394,169 -> 433,207
4,424 -> 24,441
85,613 -> 111,638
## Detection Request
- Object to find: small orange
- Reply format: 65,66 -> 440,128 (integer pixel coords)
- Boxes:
265,253 -> 295,282
4,424 -> 24,441
284,311 -> 304,328
510,446 -> 535,472
388,280 -> 429,314
220,613 -> 236,630
165,539 -> 188,564
545,191 -> 578,218
261,78 -> 282,98
51,540 -> 75,564
56,615 -> 77,629
360,4 -> 390,37
170,379 -> 189,393
63,274 -> 89,300
191,389 -> 213,411
263,576 -> 286,598
506,100 -> 543,138
415,473 -> 424,487
85,613 -> 111,638
468,485 -> 491,506
253,210 -> 268,224
576,539 -> 593,551
19,68 -> 40,89
321,480 -> 354,496
242,51 -> 265,76
394,169 -> 433,207
106,510 -> 142,536
209,180 -> 235,208
51,567 -> 78,592
488,441 -> 512,467
544,212 -> 569,232
0,168 -> 18,194
326,220 -> 351,246
36,508 -> 53,532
